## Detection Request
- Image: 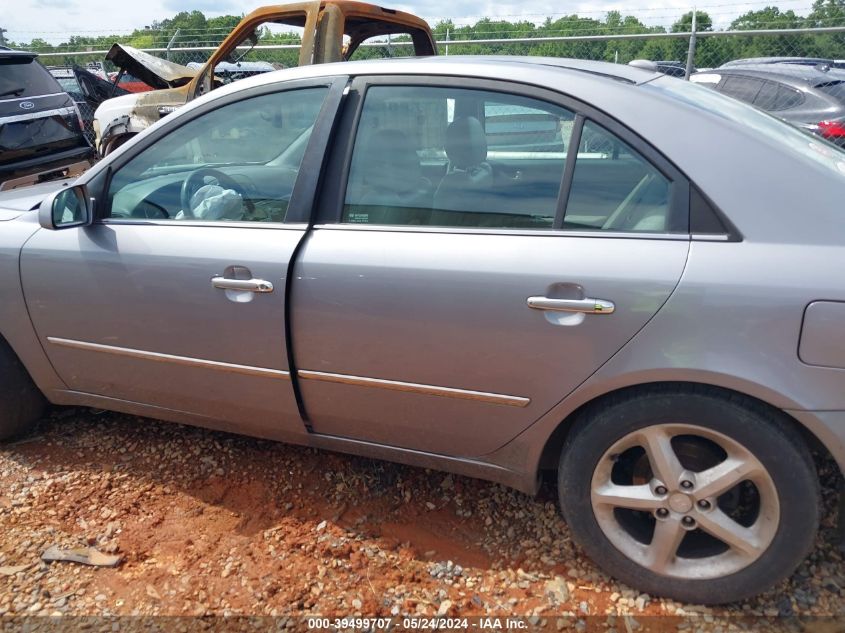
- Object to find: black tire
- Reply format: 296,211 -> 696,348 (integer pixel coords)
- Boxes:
0,337 -> 46,441
558,384 -> 820,604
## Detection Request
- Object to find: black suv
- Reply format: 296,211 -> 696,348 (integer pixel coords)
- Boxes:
0,47 -> 93,190
691,62 -> 845,146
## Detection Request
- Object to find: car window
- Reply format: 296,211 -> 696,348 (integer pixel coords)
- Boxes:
342,85 -> 574,229
348,33 -> 418,60
54,77 -> 83,101
564,121 -> 672,232
0,58 -> 62,99
775,85 -> 805,109
484,101 -> 572,152
816,80 -> 845,105
719,76 -> 765,105
754,80 -> 804,111
753,80 -> 780,110
106,87 -> 327,223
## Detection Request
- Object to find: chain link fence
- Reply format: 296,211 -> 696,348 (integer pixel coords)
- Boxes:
36,25 -> 845,68
34,25 -> 845,142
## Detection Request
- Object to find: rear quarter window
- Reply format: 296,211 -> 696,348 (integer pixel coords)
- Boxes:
0,57 -> 62,99
754,81 -> 804,111
816,80 -> 845,105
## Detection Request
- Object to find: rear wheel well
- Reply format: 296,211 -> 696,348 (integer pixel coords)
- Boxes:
538,381 -> 837,474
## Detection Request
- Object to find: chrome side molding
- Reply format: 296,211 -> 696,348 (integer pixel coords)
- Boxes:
45,338 -> 530,407
298,369 -> 530,408
46,337 -> 291,380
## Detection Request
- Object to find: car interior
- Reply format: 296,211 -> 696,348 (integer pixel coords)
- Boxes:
342,87 -> 672,232
105,84 -> 671,233
107,88 -> 327,222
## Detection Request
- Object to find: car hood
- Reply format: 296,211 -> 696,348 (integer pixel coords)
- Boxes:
105,44 -> 196,90
0,179 -> 73,215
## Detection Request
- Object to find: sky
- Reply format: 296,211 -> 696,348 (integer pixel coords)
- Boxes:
2,0 -> 819,45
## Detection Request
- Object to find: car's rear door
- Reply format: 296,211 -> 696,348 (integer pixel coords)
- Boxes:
290,77 -> 691,457
21,77 -> 345,440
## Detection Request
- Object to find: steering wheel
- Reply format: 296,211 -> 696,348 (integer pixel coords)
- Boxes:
179,167 -> 248,218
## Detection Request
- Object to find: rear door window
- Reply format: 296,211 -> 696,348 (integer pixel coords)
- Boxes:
339,83 -> 679,233
341,85 -> 574,229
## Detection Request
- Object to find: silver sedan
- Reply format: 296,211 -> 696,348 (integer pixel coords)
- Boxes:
1,56 -> 844,604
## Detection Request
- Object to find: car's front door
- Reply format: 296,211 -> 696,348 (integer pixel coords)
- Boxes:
21,78 -> 344,440
291,79 -> 691,457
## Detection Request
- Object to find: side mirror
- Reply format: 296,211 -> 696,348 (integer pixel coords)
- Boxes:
38,185 -> 92,230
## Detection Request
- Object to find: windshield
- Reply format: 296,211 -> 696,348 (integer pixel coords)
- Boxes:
0,57 -> 62,99
649,76 -> 845,178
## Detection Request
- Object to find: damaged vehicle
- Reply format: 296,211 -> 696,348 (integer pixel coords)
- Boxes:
93,46 -> 198,155
93,0 -> 436,155
49,65 -> 131,144
0,48 -> 94,190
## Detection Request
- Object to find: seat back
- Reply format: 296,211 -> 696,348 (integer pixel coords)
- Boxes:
432,117 -> 495,224
345,128 -> 432,224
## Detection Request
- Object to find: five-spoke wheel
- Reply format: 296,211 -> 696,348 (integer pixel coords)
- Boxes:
590,423 -> 778,579
558,386 -> 820,604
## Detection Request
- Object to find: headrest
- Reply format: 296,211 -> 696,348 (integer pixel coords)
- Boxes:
444,116 -> 488,169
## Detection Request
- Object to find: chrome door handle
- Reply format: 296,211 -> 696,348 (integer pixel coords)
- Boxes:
211,276 -> 274,293
527,296 -> 615,314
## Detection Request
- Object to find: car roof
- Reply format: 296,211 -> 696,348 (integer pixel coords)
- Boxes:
707,63 -> 845,87
722,56 -> 835,67
430,56 -> 662,85
0,48 -> 37,60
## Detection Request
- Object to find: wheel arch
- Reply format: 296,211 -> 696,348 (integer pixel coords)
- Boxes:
536,380 -> 843,478
0,330 -> 39,387
0,320 -> 65,402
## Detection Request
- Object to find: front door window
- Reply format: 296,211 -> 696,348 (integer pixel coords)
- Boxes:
107,87 -> 328,223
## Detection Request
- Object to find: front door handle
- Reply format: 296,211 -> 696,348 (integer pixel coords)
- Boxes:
211,276 -> 274,293
527,296 -> 615,314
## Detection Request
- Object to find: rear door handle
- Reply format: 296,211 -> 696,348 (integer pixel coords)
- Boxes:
527,296 -> 615,314
211,276 -> 274,293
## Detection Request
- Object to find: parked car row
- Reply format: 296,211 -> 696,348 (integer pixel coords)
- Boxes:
628,55 -> 845,147
691,61 -> 845,146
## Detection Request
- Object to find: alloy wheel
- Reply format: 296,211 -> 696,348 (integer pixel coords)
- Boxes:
590,423 -> 779,579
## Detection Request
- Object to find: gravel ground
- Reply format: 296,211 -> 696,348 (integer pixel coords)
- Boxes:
0,408 -> 843,630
